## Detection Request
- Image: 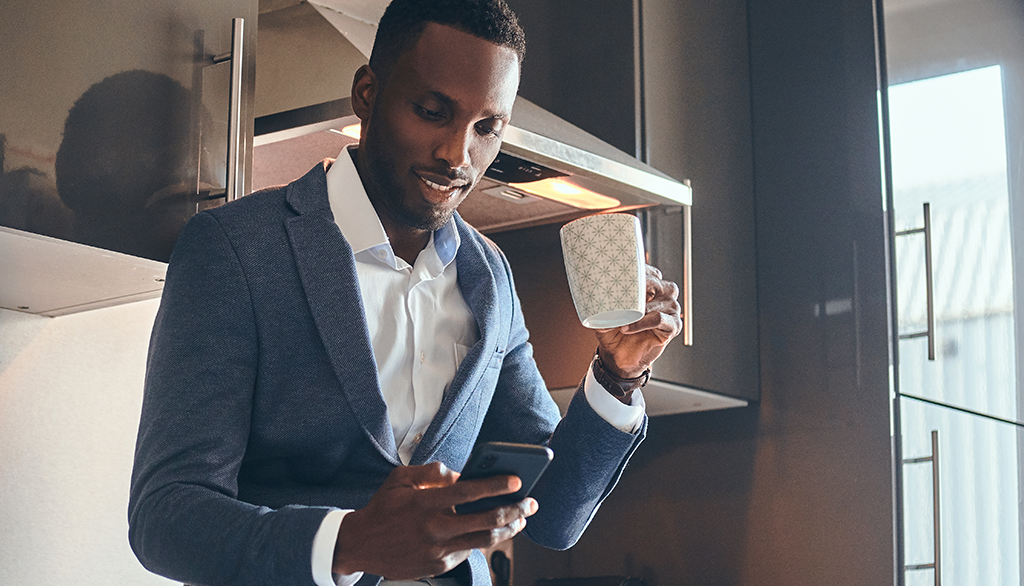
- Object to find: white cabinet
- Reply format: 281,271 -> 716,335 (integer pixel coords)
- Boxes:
900,398 -> 1022,586
883,0 -> 1024,582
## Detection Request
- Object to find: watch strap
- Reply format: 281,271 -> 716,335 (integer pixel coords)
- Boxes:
592,353 -> 650,398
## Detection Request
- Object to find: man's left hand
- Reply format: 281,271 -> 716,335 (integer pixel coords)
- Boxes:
595,264 -> 682,380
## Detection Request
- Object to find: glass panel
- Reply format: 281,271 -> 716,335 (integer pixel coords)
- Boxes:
905,569 -> 936,586
889,65 -> 1020,424
0,0 -> 254,262
900,397 -> 1022,586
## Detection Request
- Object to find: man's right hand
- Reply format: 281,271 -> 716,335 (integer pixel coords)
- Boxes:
332,462 -> 537,580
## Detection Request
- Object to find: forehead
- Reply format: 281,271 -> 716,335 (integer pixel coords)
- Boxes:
388,22 -> 520,117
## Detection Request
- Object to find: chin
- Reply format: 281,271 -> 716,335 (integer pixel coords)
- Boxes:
418,210 -> 456,232
393,202 -> 455,232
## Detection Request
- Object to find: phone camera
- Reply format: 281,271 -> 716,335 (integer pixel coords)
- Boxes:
480,454 -> 498,470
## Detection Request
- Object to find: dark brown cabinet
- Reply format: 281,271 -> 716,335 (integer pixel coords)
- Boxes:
503,0 -> 759,409
0,0 -> 256,315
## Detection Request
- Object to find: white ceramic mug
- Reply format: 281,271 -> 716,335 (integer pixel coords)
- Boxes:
560,213 -> 646,329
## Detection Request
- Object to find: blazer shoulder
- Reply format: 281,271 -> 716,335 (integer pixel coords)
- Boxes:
202,159 -> 331,229
204,183 -> 291,227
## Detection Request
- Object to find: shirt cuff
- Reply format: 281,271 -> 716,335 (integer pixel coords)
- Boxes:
583,365 -> 646,433
312,509 -> 363,586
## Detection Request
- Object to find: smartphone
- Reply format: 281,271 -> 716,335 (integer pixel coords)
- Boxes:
454,441 -> 554,514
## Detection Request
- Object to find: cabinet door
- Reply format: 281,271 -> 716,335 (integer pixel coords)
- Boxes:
0,0 -> 256,262
886,0 -> 1024,425
900,397 -> 1023,586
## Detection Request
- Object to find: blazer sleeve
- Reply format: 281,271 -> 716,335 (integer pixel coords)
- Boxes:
128,212 -> 331,586
475,246 -> 647,551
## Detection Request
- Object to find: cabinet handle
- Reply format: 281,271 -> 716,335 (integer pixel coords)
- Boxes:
896,202 -> 935,360
682,200 -> 692,346
211,18 -> 245,202
903,429 -> 941,585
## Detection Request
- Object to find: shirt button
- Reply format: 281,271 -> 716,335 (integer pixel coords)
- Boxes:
420,351 -> 426,363
376,249 -> 387,260
413,432 -> 423,444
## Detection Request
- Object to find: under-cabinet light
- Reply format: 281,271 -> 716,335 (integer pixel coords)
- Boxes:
339,123 -> 361,139
508,178 -> 620,210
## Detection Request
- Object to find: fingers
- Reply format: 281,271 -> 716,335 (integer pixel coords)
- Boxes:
621,299 -> 681,337
445,498 -> 537,551
622,264 -> 679,333
596,265 -> 677,335
335,466 -> 536,580
384,461 -> 460,493
445,474 -> 522,509
593,263 -> 682,376
644,263 -> 678,302
647,262 -> 663,284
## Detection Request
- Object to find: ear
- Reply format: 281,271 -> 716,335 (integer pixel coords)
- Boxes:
350,64 -> 377,122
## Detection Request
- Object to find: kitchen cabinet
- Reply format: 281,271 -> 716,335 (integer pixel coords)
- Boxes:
514,0 -> 897,582
504,0 -> 759,409
885,0 -> 1024,428
0,0 -> 257,315
900,397 -> 1022,586
881,0 -> 1024,582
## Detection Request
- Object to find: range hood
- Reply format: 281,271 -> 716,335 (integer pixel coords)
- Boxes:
254,0 -> 691,233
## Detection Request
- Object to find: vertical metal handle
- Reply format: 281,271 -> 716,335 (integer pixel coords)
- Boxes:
896,202 -> 935,360
903,429 -> 941,586
682,198 -> 693,346
931,430 -> 941,586
212,18 -> 245,202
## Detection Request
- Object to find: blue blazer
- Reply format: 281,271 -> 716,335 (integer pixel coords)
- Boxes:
128,161 -> 646,586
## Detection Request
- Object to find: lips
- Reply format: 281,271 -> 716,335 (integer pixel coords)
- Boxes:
416,172 -> 470,202
420,177 -> 465,192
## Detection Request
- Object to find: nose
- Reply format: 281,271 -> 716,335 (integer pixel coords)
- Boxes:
434,125 -> 472,171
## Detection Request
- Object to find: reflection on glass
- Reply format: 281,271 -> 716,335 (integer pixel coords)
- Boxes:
55,70 -> 211,261
0,69 -> 223,262
901,398 -> 1021,586
889,61 -> 1023,586
891,66 -> 1017,422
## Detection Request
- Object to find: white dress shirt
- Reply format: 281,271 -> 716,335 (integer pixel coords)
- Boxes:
310,148 -> 645,586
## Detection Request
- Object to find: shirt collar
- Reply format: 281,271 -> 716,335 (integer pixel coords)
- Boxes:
325,146 -> 460,268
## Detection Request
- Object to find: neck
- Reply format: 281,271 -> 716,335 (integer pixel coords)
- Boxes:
379,214 -> 431,266
350,147 -> 431,265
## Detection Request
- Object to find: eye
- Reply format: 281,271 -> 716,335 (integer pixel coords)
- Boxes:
475,121 -> 502,138
414,104 -> 445,121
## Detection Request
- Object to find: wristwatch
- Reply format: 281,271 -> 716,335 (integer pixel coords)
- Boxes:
592,352 -> 650,398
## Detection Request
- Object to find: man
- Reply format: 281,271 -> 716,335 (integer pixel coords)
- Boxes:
128,1 -> 681,585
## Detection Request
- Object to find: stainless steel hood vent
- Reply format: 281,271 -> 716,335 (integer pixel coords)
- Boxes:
254,0 -> 691,233
253,95 -> 690,232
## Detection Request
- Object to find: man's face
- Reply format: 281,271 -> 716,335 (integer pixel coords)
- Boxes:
354,23 -> 520,232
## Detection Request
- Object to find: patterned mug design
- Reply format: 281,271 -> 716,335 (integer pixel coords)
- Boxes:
560,213 -> 646,329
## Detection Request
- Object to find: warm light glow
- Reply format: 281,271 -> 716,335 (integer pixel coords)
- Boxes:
340,123 -> 361,139
508,178 -> 620,210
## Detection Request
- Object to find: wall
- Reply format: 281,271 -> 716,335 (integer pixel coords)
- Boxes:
510,0 -> 897,584
0,301 -> 174,586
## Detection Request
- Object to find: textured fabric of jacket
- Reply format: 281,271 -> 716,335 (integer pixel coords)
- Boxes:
128,161 -> 647,586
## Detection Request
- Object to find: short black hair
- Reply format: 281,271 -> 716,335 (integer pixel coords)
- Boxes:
369,0 -> 526,84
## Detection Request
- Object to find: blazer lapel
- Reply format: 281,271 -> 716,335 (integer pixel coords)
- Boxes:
413,214 -> 502,464
283,162 -> 400,465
